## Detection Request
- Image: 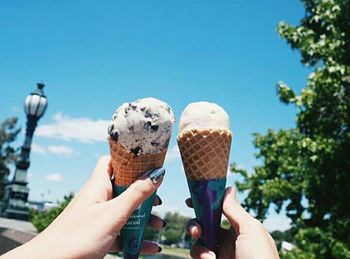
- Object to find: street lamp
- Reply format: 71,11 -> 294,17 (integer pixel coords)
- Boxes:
1,82 -> 48,220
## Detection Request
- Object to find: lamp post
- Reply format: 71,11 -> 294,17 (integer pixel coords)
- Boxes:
1,82 -> 48,220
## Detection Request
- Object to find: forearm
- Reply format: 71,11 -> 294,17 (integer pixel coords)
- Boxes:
2,234 -> 50,259
2,227 -> 75,259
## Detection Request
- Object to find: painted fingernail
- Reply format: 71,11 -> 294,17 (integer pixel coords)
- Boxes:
148,168 -> 165,184
157,246 -> 162,252
188,224 -> 196,233
207,251 -> 216,258
186,221 -> 196,232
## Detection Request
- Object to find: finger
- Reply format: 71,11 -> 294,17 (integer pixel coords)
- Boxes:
218,227 -> 236,257
91,156 -> 111,182
106,168 -> 165,227
222,186 -> 257,233
190,239 -> 216,259
186,219 -> 202,239
267,232 -> 280,258
109,236 -> 122,252
153,195 -> 162,206
140,241 -> 162,255
109,237 -> 161,254
185,197 -> 193,208
218,227 -> 230,243
76,156 -> 113,204
148,214 -> 166,230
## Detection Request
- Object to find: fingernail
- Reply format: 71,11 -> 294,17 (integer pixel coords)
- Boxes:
186,221 -> 196,232
148,168 -> 165,184
157,246 -> 162,252
188,224 -> 196,233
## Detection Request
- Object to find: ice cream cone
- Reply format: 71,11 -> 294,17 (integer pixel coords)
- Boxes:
178,128 -> 232,253
177,101 -> 232,254
107,97 -> 175,259
108,138 -> 167,186
177,128 -> 232,181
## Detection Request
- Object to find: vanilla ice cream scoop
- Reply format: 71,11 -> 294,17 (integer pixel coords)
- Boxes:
179,102 -> 230,133
108,97 -> 175,155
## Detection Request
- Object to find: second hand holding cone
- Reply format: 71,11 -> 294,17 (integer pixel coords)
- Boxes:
178,102 -> 232,254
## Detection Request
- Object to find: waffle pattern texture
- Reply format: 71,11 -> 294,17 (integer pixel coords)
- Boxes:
109,138 -> 167,186
177,129 -> 232,180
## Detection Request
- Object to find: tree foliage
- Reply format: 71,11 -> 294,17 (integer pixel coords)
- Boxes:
271,229 -> 293,251
0,117 -> 20,200
232,0 -> 350,258
162,212 -> 190,245
30,193 -> 74,232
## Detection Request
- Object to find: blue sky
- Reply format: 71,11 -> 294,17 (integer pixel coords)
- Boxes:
1,1 -> 309,231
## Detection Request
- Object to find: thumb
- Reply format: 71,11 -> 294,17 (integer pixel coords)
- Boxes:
107,168 -> 165,224
222,187 -> 259,234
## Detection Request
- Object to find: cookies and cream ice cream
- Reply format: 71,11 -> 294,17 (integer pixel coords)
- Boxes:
108,97 -> 175,259
108,97 -> 175,156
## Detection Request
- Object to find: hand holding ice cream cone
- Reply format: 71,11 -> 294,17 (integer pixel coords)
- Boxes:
108,97 -> 175,258
178,101 -> 232,254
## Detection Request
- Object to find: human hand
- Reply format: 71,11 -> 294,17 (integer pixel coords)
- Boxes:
4,156 -> 166,259
185,187 -> 279,259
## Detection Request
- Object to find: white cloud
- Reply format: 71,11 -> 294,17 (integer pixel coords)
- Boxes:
165,145 -> 181,163
31,143 -> 47,155
263,213 -> 292,232
36,112 -> 110,143
45,173 -> 64,182
48,145 -> 77,157
31,143 -> 78,157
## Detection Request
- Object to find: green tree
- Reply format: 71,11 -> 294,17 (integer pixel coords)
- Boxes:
232,0 -> 350,258
271,229 -> 293,251
163,212 -> 190,245
144,212 -> 161,241
221,219 -> 230,230
0,117 -> 20,200
30,193 -> 74,232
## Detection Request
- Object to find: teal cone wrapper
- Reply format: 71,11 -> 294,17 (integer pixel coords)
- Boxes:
112,184 -> 156,259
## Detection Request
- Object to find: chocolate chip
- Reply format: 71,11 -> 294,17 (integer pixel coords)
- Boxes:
144,121 -> 152,130
151,141 -> 160,146
129,103 -> 137,110
109,130 -> 119,141
130,146 -> 143,156
108,124 -> 114,134
144,109 -> 152,118
151,125 -> 159,131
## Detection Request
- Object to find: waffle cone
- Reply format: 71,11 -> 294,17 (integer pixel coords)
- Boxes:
108,138 -> 167,186
177,129 -> 232,180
